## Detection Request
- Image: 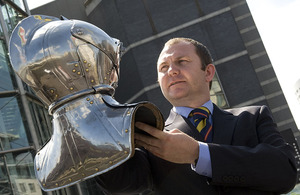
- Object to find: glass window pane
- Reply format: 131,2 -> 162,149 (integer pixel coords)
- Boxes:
0,96 -> 30,150
5,151 -> 43,195
0,156 -> 12,194
1,3 -> 24,34
210,74 -> 229,108
27,100 -> 52,146
11,0 -> 26,11
0,40 -> 15,91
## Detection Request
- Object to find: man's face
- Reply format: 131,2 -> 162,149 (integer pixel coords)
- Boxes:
157,41 -> 211,107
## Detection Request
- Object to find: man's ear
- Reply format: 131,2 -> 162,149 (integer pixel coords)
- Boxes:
205,64 -> 215,82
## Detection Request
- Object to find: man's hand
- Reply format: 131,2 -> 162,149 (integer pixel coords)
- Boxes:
135,122 -> 199,164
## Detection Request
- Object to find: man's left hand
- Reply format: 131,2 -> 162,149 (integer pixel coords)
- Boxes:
135,122 -> 199,164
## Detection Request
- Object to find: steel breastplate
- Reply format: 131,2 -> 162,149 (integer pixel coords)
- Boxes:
34,93 -> 164,191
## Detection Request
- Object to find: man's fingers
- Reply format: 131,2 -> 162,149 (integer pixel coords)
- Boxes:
135,122 -> 164,139
135,133 -> 158,146
135,139 -> 158,150
135,135 -> 161,154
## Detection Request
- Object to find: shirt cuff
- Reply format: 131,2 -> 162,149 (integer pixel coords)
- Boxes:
191,142 -> 212,178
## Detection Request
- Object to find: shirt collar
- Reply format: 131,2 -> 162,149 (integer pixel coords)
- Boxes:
173,100 -> 214,118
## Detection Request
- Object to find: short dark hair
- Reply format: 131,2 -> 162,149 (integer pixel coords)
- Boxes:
164,38 -> 213,71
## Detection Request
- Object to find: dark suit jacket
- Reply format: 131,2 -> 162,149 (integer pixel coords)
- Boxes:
96,104 -> 297,195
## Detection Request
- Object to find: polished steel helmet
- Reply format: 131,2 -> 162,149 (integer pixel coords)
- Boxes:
9,15 -> 121,114
9,15 -> 164,191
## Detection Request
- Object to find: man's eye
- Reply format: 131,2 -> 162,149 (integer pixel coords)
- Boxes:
160,65 -> 168,71
178,59 -> 187,64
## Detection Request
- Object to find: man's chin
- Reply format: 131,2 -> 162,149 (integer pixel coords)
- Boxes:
166,93 -> 188,105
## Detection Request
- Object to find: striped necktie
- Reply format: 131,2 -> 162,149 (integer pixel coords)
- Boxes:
189,107 -> 213,143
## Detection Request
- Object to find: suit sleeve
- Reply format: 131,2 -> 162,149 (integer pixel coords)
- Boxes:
95,148 -> 153,194
208,106 -> 297,194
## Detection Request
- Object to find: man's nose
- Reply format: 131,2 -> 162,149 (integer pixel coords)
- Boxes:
168,64 -> 179,76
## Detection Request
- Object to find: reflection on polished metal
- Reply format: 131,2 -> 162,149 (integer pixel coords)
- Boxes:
9,15 -> 121,110
9,15 -> 164,191
34,93 -> 163,191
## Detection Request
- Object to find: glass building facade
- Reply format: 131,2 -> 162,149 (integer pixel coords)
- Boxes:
0,1 -> 47,194
0,1 -> 105,194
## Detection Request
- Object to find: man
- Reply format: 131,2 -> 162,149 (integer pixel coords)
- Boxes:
96,38 -> 297,194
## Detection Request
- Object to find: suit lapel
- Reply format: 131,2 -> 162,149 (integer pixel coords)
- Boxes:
212,105 -> 237,145
165,110 -> 204,141
164,105 -> 238,144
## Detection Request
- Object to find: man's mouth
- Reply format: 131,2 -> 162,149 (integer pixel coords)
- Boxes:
169,81 -> 184,87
